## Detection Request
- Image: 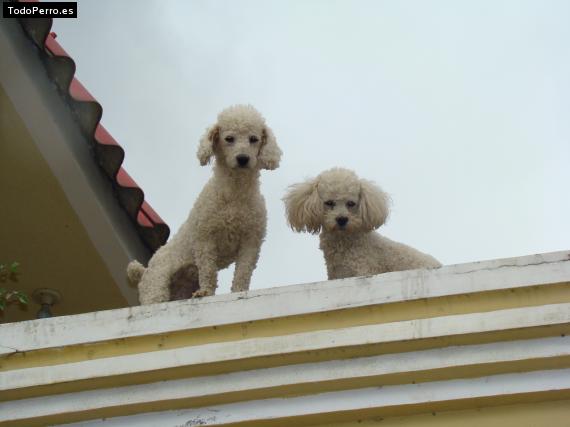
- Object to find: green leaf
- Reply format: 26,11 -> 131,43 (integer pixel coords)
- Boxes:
10,262 -> 19,273
0,301 -> 5,311
17,293 -> 29,305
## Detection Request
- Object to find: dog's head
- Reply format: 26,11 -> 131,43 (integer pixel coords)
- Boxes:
283,168 -> 390,234
197,105 -> 282,171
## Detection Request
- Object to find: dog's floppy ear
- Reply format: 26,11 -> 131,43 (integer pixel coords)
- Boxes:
283,178 -> 322,234
197,125 -> 219,166
359,179 -> 390,230
258,126 -> 282,170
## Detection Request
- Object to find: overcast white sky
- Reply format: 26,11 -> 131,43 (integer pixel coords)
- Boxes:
52,0 -> 570,293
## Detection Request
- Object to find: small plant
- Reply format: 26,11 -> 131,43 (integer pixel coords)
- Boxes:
0,262 -> 28,311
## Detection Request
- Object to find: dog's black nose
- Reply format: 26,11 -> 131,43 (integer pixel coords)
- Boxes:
336,216 -> 349,227
236,155 -> 250,167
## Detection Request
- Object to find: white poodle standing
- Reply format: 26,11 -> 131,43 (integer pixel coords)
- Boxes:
283,168 -> 440,280
129,105 -> 282,304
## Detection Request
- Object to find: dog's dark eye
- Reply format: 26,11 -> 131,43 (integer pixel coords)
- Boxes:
249,136 -> 259,144
224,136 -> 235,143
346,201 -> 356,208
324,200 -> 335,207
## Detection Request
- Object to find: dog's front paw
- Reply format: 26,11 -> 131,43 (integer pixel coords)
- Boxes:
192,288 -> 215,298
231,284 -> 249,293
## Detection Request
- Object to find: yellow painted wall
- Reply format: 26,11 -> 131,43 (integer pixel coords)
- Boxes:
0,83 -> 127,323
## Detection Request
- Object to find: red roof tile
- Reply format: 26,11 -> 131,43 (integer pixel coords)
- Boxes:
16,3 -> 170,252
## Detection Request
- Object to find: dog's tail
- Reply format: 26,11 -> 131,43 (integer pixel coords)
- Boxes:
127,260 -> 146,286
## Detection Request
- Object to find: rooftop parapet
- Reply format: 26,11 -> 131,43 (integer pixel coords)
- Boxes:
1,251 -> 569,426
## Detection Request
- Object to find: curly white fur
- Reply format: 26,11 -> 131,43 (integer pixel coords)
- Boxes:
283,168 -> 440,280
130,105 -> 282,304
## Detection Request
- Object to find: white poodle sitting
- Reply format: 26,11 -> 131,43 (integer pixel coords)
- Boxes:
129,105 -> 282,304
283,168 -> 440,280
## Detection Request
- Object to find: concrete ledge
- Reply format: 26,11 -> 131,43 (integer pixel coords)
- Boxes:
0,251 -> 569,426
59,369 -> 570,427
2,336 -> 569,426
2,302 -> 570,400
1,251 -> 569,355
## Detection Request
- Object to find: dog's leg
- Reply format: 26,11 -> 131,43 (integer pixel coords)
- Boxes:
138,263 -> 178,305
231,236 -> 262,293
137,244 -> 188,304
193,242 -> 218,297
169,264 -> 200,301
